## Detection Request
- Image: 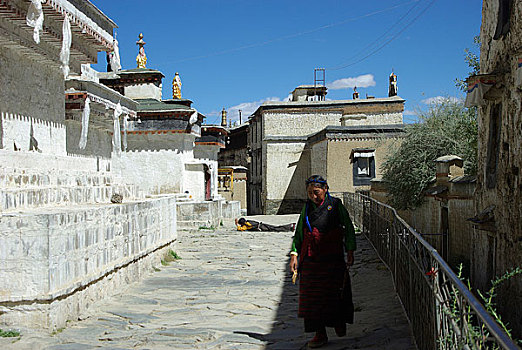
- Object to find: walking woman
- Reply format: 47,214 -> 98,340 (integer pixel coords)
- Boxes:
289,175 -> 356,348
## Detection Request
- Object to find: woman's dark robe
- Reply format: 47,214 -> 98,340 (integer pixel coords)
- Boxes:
291,194 -> 356,332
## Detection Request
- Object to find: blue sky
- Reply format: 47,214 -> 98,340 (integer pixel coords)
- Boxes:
91,0 -> 482,125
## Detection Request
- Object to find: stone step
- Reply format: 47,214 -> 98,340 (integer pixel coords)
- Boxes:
0,184 -> 142,212
173,193 -> 194,202
0,195 -> 178,314
0,168 -> 114,189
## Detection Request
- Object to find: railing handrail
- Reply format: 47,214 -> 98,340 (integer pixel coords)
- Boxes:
344,192 -> 520,350
430,248 -> 518,349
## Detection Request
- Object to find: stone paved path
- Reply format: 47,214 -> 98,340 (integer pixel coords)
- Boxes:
2,215 -> 415,349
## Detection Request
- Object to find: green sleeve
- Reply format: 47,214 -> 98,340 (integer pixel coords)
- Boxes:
291,205 -> 307,254
339,202 -> 356,251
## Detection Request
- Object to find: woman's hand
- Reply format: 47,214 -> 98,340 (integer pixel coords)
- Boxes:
346,250 -> 354,267
290,255 -> 298,273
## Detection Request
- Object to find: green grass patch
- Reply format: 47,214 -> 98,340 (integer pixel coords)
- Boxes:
168,250 -> 181,260
164,249 -> 182,263
0,329 -> 20,338
160,259 -> 168,266
51,327 -> 64,336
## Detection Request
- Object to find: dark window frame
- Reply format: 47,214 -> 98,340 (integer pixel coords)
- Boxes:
352,154 -> 376,186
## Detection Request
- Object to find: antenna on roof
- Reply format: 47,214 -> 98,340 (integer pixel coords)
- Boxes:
314,68 -> 326,101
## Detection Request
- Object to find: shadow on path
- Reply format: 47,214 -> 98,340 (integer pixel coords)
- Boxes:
254,234 -> 416,350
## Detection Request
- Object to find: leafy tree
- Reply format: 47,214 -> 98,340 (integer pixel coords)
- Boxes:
382,36 -> 480,210
381,99 -> 477,210
455,35 -> 481,91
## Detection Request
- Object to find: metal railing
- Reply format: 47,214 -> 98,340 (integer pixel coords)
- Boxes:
343,192 -> 519,350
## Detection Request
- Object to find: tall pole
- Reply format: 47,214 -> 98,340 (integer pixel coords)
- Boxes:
239,109 -> 242,125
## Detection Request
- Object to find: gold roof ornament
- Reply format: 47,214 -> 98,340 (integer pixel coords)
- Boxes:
136,33 -> 147,68
172,72 -> 182,99
221,107 -> 227,127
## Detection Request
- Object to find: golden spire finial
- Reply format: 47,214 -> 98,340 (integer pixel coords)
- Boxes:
172,72 -> 182,99
136,33 -> 147,68
221,107 -> 227,127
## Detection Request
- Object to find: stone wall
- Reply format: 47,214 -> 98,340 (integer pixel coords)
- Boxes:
0,45 -> 65,153
176,199 -> 241,229
220,200 -> 241,219
0,195 -> 177,329
371,178 -> 475,274
0,168 -> 139,212
447,197 -> 475,269
398,199 -> 444,252
474,1 -> 522,337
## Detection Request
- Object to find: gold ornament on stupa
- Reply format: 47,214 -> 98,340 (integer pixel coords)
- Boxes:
172,72 -> 182,99
136,33 -> 147,68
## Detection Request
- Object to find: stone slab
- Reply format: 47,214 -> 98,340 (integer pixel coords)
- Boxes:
2,216 -> 415,349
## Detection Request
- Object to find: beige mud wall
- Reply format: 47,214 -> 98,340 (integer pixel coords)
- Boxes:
326,137 -> 400,193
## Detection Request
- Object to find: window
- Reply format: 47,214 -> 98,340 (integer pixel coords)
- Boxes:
357,157 -> 370,176
493,0 -> 513,40
352,150 -> 376,186
486,103 -> 502,189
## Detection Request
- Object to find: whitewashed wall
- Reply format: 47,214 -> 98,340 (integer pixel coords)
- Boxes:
311,140 -> 328,177
341,112 -> 403,126
264,112 -> 342,137
0,45 -> 66,153
183,163 -> 205,200
1,113 -> 66,155
114,133 -> 198,195
125,83 -> 162,100
194,144 -> 220,199
265,141 -> 308,213
114,150 -> 187,195
0,149 -> 111,173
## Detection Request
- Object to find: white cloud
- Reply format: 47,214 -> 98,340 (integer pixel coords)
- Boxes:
227,96 -> 283,123
205,110 -> 221,117
403,109 -> 417,116
421,96 -> 460,105
327,74 -> 376,90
